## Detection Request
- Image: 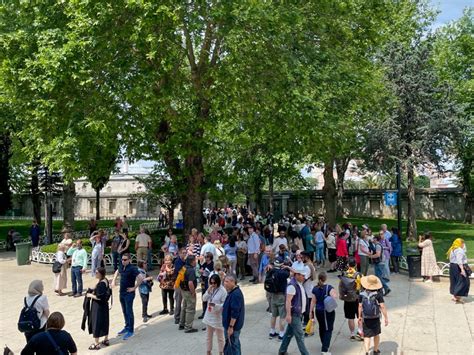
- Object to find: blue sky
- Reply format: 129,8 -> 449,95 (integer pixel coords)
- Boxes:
430,0 -> 472,29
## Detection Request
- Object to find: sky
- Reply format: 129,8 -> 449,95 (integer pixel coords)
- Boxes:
430,0 -> 472,29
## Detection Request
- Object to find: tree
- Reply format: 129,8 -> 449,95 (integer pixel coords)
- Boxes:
433,8 -> 474,223
366,35 -> 457,240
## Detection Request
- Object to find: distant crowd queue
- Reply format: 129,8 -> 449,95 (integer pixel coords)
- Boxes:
16,209 -> 470,355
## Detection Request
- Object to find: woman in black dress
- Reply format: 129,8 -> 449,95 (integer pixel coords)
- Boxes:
86,267 -> 110,350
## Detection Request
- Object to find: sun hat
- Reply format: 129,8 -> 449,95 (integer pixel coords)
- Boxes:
292,263 -> 307,275
360,275 -> 383,291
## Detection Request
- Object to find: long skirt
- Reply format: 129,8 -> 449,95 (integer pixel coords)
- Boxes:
449,263 -> 470,297
54,264 -> 67,291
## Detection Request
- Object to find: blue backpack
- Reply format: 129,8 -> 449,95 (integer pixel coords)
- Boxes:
360,291 -> 380,319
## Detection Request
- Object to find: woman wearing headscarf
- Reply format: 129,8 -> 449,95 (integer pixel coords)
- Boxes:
24,280 -> 50,342
447,238 -> 471,304
418,232 -> 440,283
54,244 -> 68,296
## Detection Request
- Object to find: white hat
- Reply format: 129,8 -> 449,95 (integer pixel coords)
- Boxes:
292,263 -> 307,275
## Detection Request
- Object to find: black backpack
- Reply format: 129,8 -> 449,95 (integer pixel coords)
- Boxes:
18,295 -> 41,333
338,272 -> 360,302
264,269 -> 278,293
360,291 -> 381,319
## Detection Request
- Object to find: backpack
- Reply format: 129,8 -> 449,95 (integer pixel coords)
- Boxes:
264,269 -> 278,293
323,285 -> 338,312
18,295 -> 41,333
338,272 -> 360,302
360,291 -> 380,319
371,244 -> 383,264
52,261 -> 62,274
174,266 -> 187,289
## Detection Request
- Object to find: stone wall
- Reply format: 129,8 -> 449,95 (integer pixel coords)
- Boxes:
260,188 -> 471,222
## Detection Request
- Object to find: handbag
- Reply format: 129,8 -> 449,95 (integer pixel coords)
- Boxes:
464,264 -> 472,277
305,319 -> 314,334
323,285 -> 338,313
52,261 -> 62,274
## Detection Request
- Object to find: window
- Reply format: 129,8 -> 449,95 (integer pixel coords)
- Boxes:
108,199 -> 117,215
128,200 -> 137,214
89,200 -> 95,214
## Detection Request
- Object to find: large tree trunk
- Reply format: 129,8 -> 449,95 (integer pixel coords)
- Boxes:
322,159 -> 337,227
335,157 -> 350,218
95,187 -> 101,220
0,133 -> 12,215
167,206 -> 174,229
406,165 -> 417,241
31,160 -> 41,225
182,154 -> 204,234
461,157 -> 472,224
268,167 -> 274,214
63,181 -> 76,228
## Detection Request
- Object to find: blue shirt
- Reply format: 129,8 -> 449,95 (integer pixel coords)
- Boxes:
119,264 -> 140,294
173,257 -> 186,277
312,284 -> 334,312
222,286 -> 245,331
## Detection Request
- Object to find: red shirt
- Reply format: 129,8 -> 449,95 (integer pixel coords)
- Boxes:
336,237 -> 348,257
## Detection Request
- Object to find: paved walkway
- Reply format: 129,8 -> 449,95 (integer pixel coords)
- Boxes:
0,252 -> 472,355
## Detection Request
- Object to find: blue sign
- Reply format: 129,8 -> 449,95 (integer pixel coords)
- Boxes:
384,192 -> 397,206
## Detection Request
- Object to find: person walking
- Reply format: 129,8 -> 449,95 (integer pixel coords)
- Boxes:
325,230 -> 337,272
268,260 -> 290,341
447,238 -> 471,303
222,275 -> 245,355
179,255 -> 198,333
310,272 -> 337,355
203,274 -> 228,355
358,275 -> 389,355
23,280 -> 50,342
315,227 -> 325,266
70,240 -> 88,297
21,312 -> 77,355
85,267 -> 110,350
247,226 -> 261,283
54,245 -> 68,296
278,264 -> 310,355
339,258 -> 363,341
418,232 -> 440,282
336,231 -> 349,273
379,230 -> 392,281
158,254 -> 176,315
137,260 -> 154,323
389,228 -> 402,274
112,253 -> 143,340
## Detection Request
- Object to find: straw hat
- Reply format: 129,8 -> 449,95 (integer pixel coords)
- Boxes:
360,275 -> 383,291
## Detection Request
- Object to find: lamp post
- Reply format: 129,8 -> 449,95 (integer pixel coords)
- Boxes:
396,162 -> 402,236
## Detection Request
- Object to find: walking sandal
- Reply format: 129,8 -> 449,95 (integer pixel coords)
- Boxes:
88,344 -> 101,350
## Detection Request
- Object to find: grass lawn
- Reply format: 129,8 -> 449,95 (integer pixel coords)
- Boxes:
0,219 -> 158,241
338,217 -> 474,260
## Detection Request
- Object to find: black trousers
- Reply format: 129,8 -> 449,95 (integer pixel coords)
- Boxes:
140,293 -> 149,317
161,289 -> 174,310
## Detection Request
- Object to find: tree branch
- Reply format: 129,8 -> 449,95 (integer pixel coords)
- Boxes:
210,36 -> 221,67
182,21 -> 198,73
198,21 -> 214,69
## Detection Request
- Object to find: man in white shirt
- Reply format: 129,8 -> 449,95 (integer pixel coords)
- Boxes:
200,235 -> 217,262
135,227 -> 152,262
272,230 -> 288,254
278,264 -> 310,355
247,226 -> 261,283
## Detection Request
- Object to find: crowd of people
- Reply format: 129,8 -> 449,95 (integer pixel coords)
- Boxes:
16,209 -> 470,355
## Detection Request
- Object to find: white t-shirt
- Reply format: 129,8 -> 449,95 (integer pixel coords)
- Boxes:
136,233 -> 151,248
326,233 -> 336,249
287,282 -> 306,312
358,239 -> 370,256
26,294 -> 49,328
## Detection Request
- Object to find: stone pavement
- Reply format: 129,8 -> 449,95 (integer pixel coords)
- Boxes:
0,252 -> 473,355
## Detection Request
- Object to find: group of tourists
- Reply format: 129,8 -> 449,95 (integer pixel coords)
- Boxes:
16,208 -> 470,354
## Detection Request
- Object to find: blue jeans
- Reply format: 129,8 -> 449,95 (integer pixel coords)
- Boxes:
316,242 -> 325,263
374,262 -> 390,291
224,328 -> 241,355
279,315 -> 309,355
71,266 -> 83,294
91,250 -> 101,276
112,251 -> 120,272
147,249 -> 153,271
120,292 -> 136,333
